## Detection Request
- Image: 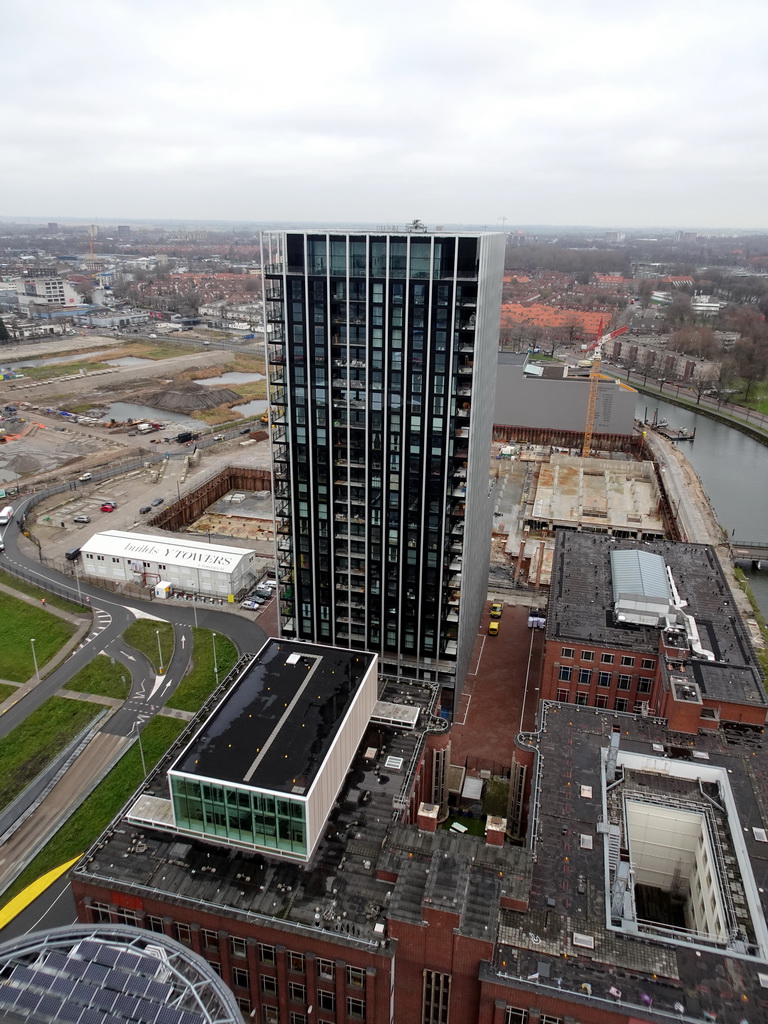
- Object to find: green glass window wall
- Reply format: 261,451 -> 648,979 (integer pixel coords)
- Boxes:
171,776 -> 307,857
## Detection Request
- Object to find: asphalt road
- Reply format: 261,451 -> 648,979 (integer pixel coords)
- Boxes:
0,487 -> 268,924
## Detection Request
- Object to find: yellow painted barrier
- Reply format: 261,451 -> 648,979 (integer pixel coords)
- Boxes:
0,856 -> 81,930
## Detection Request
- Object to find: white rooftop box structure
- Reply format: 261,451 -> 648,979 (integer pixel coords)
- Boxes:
80,531 -> 258,598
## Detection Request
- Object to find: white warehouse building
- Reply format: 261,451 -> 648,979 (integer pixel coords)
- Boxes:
80,531 -> 259,598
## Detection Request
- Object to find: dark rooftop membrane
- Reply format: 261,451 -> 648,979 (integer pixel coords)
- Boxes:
172,640 -> 375,794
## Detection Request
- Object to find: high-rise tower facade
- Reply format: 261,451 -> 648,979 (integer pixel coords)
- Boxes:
262,229 -> 504,714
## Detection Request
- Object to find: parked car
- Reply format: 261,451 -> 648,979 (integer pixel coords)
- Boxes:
150,497 -> 164,506
490,601 -> 503,619
240,599 -> 262,610
488,621 -> 500,636
213,434 -> 225,441
73,514 -> 91,524
253,586 -> 272,598
100,504 -> 116,513
139,505 -> 151,514
78,473 -> 93,482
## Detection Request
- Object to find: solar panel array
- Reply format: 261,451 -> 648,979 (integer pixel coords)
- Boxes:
0,939 -> 207,1024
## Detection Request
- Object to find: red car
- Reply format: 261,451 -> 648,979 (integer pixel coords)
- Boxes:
100,503 -> 116,512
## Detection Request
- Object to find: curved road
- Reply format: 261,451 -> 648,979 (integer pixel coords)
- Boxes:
0,488 -> 267,737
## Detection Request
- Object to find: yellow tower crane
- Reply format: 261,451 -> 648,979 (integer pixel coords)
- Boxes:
581,323 -> 628,458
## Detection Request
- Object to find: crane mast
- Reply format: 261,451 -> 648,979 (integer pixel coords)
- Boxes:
581,323 -> 628,458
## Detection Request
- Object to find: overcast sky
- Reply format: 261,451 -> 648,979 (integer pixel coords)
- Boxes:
2,0 -> 766,229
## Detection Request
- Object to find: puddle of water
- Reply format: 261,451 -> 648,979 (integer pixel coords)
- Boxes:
194,372 -> 265,386
231,399 -> 268,417
105,356 -> 154,367
101,402 -> 200,429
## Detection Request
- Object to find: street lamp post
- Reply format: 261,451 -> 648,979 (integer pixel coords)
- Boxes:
192,596 -> 198,629
212,632 -> 219,686
30,638 -> 39,683
156,629 -> 164,674
133,720 -> 147,777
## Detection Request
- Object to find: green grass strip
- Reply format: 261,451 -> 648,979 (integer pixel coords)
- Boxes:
0,715 -> 186,908
124,620 -> 174,673
0,568 -> 86,616
165,628 -> 238,712
0,697 -> 102,812
0,593 -> 77,681
65,655 -> 131,700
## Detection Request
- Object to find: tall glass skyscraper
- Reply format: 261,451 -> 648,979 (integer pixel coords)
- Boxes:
262,229 -> 504,715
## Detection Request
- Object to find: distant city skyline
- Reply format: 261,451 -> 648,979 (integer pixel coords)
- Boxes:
2,0 -> 766,229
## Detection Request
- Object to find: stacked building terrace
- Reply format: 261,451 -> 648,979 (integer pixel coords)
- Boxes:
71,633 -> 768,1023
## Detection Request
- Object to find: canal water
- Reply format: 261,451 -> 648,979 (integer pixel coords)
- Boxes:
635,395 -> 768,617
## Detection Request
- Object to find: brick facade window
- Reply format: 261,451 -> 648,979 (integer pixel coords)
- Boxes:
261,976 -> 277,996
288,951 -> 306,973
230,936 -> 247,959
317,958 -> 335,981
578,668 -> 592,685
259,942 -> 276,965
174,923 -> 191,946
558,666 -> 572,682
598,672 -> 611,687
347,996 -> 365,1020
423,970 -> 451,1024
289,982 -> 306,1003
601,653 -> 614,664
575,691 -> 588,705
202,929 -> 218,951
561,647 -> 574,659
638,677 -> 653,693
91,902 -> 111,923
318,989 -> 336,1012
233,967 -> 250,989
346,966 -> 366,988
615,698 -> 629,712
557,688 -> 569,702
147,916 -> 164,934
641,658 -> 655,670
621,655 -> 635,667
595,694 -> 608,708
505,1010 -> 528,1024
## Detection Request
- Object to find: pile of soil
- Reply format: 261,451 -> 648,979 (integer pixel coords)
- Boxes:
140,382 -> 241,412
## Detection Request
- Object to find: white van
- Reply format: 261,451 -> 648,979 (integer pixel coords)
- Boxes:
0,506 -> 13,526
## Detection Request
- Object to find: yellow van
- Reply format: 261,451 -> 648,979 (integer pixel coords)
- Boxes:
488,621 -> 500,636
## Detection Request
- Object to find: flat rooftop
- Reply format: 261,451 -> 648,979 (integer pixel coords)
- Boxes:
529,455 -> 664,536
81,531 -> 255,573
77,677 -> 529,950
172,640 -> 375,793
549,533 -> 764,680
490,705 -> 768,1021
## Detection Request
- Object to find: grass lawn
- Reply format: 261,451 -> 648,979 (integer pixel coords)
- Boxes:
65,655 -> 131,700
165,629 -> 238,712
441,815 -> 485,837
0,568 -> 87,616
0,593 -> 77,681
124,620 -> 174,673
0,715 -> 186,907
0,697 -> 102,812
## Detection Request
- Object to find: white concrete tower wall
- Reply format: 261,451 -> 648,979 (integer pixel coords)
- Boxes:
456,232 -> 505,687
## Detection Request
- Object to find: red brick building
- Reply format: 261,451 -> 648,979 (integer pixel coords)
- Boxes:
71,637 -> 768,1024
542,533 -> 767,733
